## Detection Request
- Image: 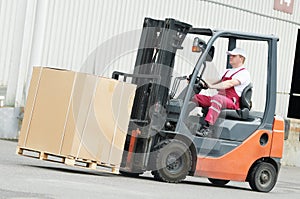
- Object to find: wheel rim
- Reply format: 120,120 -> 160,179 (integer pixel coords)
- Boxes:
259,170 -> 272,187
166,152 -> 183,174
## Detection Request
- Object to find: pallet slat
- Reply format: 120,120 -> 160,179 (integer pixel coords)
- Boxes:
16,146 -> 118,173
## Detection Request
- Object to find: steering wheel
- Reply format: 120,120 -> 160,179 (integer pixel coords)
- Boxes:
187,74 -> 200,84
199,79 -> 209,89
192,78 -> 209,94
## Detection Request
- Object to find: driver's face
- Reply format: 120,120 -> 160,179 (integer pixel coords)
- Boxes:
229,55 -> 244,67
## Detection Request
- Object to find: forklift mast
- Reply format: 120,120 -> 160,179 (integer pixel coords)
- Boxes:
118,18 -> 192,173
130,18 -> 191,122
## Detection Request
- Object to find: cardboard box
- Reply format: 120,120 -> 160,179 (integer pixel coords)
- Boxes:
18,67 -> 136,166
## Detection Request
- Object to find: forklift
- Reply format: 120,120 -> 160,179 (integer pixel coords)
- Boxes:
112,18 -> 284,192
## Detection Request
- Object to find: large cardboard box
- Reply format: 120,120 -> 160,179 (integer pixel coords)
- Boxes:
18,67 -> 136,166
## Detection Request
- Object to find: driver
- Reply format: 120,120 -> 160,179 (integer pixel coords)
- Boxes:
193,48 -> 251,137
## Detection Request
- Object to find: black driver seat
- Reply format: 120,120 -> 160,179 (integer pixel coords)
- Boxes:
220,83 -> 253,120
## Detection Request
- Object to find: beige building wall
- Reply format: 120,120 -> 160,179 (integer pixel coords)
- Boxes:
1,0 -> 299,118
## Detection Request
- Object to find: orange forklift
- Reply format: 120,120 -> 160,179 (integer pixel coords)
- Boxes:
112,18 -> 284,192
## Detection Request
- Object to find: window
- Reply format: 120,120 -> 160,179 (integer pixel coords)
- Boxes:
288,29 -> 300,119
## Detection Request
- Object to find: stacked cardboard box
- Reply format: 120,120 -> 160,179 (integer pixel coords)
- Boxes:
18,67 -> 136,166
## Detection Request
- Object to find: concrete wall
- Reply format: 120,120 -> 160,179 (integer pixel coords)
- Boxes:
282,119 -> 300,167
0,107 -> 21,139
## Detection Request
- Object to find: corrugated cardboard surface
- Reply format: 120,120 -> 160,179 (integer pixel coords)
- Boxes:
18,67 -> 136,166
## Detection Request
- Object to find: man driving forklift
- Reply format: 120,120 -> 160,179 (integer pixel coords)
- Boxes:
116,18 -> 284,193
193,48 -> 251,136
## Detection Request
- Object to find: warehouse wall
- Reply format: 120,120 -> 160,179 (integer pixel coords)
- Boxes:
0,0 -> 299,118
0,0 -> 27,97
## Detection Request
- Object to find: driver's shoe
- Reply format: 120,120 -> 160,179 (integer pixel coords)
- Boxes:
196,126 -> 211,137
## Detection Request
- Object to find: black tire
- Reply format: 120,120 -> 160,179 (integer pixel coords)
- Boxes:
152,139 -> 192,183
208,178 -> 230,186
248,162 -> 277,192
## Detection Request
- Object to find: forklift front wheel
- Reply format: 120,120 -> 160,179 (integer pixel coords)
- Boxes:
152,139 -> 192,183
248,162 -> 277,192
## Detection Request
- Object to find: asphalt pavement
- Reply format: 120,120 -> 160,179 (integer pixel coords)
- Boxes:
1,139 -> 300,199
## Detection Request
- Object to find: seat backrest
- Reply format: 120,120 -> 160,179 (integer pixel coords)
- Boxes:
240,83 -> 253,110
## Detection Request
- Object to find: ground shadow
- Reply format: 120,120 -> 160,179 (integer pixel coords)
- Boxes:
120,173 -> 251,192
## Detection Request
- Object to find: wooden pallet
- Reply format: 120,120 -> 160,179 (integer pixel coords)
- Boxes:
16,146 -> 118,173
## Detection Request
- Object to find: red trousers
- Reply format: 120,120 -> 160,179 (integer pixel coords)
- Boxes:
193,94 -> 239,125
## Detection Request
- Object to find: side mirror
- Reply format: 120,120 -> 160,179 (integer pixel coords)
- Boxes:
192,37 -> 207,52
206,46 -> 215,62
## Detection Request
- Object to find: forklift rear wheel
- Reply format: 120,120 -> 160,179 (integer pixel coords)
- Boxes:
248,162 -> 277,192
208,178 -> 230,186
152,139 -> 192,183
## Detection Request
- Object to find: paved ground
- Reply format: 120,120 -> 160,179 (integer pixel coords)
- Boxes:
1,139 -> 300,199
